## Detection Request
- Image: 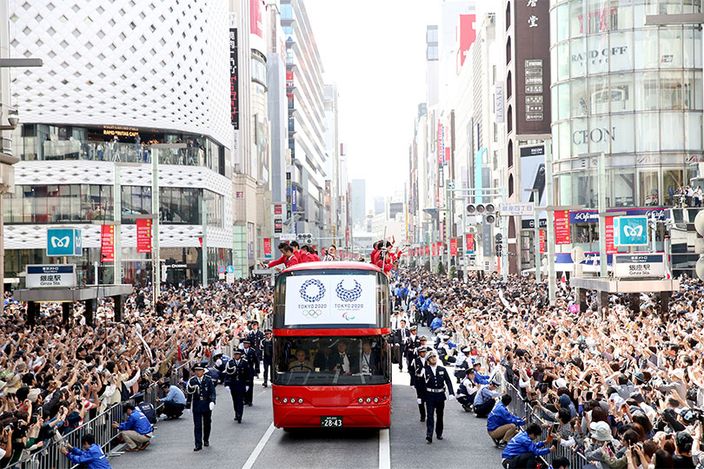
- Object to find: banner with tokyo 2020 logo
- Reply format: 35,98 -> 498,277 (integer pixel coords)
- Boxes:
284,274 -> 377,326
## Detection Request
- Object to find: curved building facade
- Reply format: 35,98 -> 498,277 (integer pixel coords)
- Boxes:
4,0 -> 234,286
550,0 -> 703,211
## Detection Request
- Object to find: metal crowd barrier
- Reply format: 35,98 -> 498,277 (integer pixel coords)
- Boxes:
504,380 -> 588,469
10,360 -> 192,469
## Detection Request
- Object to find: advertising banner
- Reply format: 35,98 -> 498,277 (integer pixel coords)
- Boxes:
284,275 -> 377,326
614,254 -> 665,279
100,225 -> 115,263
465,233 -> 475,254
136,218 -> 152,254
605,216 -> 616,254
539,229 -> 546,254
554,209 -> 571,245
263,237 -> 273,259
228,20 -> 240,130
450,238 -> 458,256
26,265 -> 77,289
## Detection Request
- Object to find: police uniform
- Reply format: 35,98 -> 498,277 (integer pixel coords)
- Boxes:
247,325 -> 265,360
241,342 -> 260,405
410,347 -> 429,422
185,363 -> 216,451
224,351 -> 250,423
403,327 -> 420,373
420,352 -> 455,443
261,330 -> 273,387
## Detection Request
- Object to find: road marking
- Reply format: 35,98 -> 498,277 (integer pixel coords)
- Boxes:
242,422 -> 275,469
378,428 -> 391,469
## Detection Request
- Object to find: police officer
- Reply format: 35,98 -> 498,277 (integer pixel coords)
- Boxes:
223,349 -> 250,423
393,319 -> 410,372
185,362 -> 216,451
247,321 -> 265,359
212,352 -> 230,385
261,329 -> 273,387
420,350 -> 454,444
241,340 -> 259,405
410,346 -> 429,422
404,325 -> 419,373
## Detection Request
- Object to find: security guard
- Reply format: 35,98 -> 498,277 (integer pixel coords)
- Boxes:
241,340 -> 259,405
261,329 -> 274,387
420,350 -> 455,444
247,321 -> 265,358
410,346 -> 429,422
223,349 -> 250,423
185,362 -> 216,451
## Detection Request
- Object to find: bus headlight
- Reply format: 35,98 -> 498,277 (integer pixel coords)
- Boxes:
282,398 -> 288,404
373,397 -> 379,403
358,398 -> 363,404
366,397 -> 371,403
297,398 -> 303,404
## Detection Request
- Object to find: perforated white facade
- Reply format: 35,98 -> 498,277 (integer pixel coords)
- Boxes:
8,0 -> 233,148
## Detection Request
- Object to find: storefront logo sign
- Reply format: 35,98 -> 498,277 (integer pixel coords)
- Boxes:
572,127 -> 615,145
572,46 -> 628,66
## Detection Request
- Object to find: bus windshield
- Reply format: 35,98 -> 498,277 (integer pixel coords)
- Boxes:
273,335 -> 390,386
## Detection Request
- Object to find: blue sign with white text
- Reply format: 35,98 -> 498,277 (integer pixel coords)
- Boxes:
614,216 -> 649,246
46,228 -> 83,256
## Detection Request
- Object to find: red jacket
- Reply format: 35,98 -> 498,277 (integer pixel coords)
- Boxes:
268,253 -> 299,268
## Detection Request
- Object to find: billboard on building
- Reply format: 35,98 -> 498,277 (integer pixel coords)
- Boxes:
514,0 -> 551,134
229,15 -> 240,130
457,14 -> 476,67
519,144 -> 546,208
250,0 -> 264,38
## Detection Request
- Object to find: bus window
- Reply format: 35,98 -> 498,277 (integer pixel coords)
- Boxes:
273,336 -> 390,386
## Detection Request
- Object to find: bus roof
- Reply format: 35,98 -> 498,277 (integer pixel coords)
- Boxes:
283,261 -> 382,273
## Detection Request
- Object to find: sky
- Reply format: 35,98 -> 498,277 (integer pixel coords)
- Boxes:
305,0 -> 440,206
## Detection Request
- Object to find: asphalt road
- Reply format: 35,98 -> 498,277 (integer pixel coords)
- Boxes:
112,362 -> 503,469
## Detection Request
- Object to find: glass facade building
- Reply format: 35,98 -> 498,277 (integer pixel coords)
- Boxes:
550,0 -> 704,210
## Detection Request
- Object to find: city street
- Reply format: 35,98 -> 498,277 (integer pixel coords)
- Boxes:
111,368 -> 501,469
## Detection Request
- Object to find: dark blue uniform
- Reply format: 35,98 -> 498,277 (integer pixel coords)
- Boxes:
224,357 -> 250,423
242,347 -> 260,405
261,337 -> 273,386
411,355 -> 427,421
420,363 -> 454,442
185,374 -> 216,450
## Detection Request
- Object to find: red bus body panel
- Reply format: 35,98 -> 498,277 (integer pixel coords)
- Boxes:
272,384 -> 392,429
274,328 -> 391,337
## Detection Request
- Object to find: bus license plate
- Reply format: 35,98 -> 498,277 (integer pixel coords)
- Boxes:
320,416 -> 343,428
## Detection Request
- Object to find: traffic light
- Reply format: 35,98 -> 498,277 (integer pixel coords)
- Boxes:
466,203 -> 496,224
495,233 -> 503,257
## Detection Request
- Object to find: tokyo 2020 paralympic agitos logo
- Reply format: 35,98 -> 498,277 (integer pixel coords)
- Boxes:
335,279 -> 362,302
299,279 -> 326,302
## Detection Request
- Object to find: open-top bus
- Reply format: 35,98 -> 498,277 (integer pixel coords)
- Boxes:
271,261 -> 392,429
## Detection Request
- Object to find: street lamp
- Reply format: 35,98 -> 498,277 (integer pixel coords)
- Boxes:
525,188 -> 542,283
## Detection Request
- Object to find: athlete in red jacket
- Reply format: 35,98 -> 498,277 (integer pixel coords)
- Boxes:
267,243 -> 300,269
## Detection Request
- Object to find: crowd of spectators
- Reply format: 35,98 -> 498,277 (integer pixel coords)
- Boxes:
0,277 -> 272,467
392,269 -> 704,468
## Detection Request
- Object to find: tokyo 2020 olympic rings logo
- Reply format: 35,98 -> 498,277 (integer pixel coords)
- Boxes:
300,279 -> 326,302
335,279 -> 362,302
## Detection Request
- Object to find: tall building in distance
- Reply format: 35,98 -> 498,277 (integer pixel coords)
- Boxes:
5,0 -> 233,285
281,0 -> 329,242
350,178 -> 366,229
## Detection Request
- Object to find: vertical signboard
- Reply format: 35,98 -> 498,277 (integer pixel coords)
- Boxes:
450,238 -> 458,256
263,237 -> 273,259
228,18 -> 240,130
465,233 -> 475,254
47,228 -> 82,257
100,225 -> 115,263
515,0 -> 551,134
554,209 -> 571,245
539,229 -> 546,254
136,218 -> 153,254
605,216 -> 616,254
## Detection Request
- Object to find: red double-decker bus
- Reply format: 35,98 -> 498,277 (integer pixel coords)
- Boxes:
271,261 -> 392,429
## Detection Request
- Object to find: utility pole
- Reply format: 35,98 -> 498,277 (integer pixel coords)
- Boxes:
597,152 -> 608,278
545,144 -> 557,304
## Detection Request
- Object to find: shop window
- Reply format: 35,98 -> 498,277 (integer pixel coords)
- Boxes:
639,171 -> 660,206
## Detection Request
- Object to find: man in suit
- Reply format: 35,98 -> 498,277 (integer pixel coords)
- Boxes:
261,329 -> 273,387
394,319 -> 411,372
330,340 -> 357,374
420,350 -> 455,444
359,341 -> 380,375
223,350 -> 250,423
241,340 -> 259,406
185,362 -> 216,451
